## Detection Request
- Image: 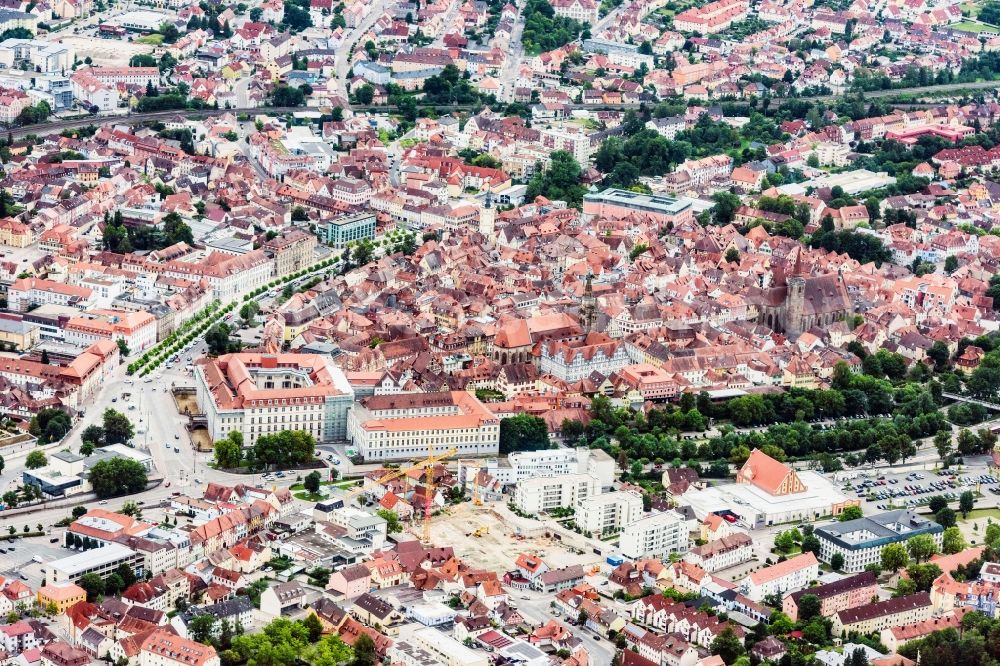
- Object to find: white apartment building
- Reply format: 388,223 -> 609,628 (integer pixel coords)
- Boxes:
513,474 -> 600,515
8,277 -> 93,312
814,142 -> 850,167
540,126 -> 594,165
741,552 -> 819,602
460,447 -> 615,488
347,392 -> 500,461
0,39 -> 75,73
619,511 -> 689,560
575,491 -> 644,537
684,533 -> 754,573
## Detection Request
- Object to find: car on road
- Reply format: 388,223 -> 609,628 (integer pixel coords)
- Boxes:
174,434 -> 180,440
174,447 -> 179,453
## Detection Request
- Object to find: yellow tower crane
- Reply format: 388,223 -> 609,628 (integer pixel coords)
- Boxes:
342,447 -> 457,543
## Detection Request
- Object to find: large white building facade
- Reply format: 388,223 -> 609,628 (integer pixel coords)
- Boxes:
576,491 -> 644,537
347,391 -> 500,461
513,474 -> 600,515
195,353 -> 354,446
618,511 -> 689,560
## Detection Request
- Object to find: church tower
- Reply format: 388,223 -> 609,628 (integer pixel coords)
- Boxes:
784,251 -> 806,337
580,272 -> 596,332
479,189 -> 496,245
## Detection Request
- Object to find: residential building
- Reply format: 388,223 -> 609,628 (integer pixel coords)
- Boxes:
619,512 -> 689,560
740,552 -> 819,602
782,571 -> 878,622
8,278 -> 93,312
139,629 -> 220,666
513,474 -> 600,514
575,491 -> 644,537
832,592 -> 933,636
684,533 -> 754,573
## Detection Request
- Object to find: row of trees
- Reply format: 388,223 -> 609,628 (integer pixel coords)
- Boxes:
214,429 -> 316,471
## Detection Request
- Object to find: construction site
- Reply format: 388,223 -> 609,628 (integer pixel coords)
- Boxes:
418,501 -> 604,573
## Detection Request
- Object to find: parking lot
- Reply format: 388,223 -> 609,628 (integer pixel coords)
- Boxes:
848,467 -> 998,512
0,536 -> 70,589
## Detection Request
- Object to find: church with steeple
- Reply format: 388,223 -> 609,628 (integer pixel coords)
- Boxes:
751,250 -> 853,338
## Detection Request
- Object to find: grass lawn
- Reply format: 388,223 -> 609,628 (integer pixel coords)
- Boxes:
293,491 -> 326,502
962,508 -> 1000,521
950,20 -> 998,32
135,34 -> 164,45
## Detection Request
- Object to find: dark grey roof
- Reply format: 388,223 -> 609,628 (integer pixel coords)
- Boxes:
816,509 -> 943,551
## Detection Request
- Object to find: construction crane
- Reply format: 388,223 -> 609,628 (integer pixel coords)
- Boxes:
342,447 -> 456,504
341,447 -> 456,544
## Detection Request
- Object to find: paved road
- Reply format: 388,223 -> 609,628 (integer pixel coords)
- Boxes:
498,1 -> 525,102
334,0 -> 394,101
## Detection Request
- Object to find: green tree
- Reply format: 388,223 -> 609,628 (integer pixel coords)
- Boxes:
960,490 -> 975,518
839,505 -> 863,521
78,573 -> 105,601
831,552 -> 845,571
253,430 -> 315,469
25,450 -> 47,469
881,542 -> 909,572
710,192 -> 742,226
355,84 -> 375,105
239,301 -> 261,326
188,615 -> 217,644
929,495 -> 948,513
29,407 -> 71,444
710,627 -> 745,665
942,526 -> 966,554
103,408 -> 135,445
81,425 -> 105,447
936,507 -> 957,528
498,414 -> 550,454
351,633 -> 377,666
525,150 -> 587,208
797,594 -> 821,622
205,323 -> 240,356
907,533 -> 938,562
89,458 -> 148,498
303,471 -> 322,494
214,431 -> 243,468
376,509 -> 402,533
725,248 -> 740,263
906,562 -> 943,592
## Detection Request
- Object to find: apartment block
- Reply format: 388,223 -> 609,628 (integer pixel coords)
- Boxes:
513,474 -> 600,515
619,511 -> 689,560
575,491 -> 644,537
